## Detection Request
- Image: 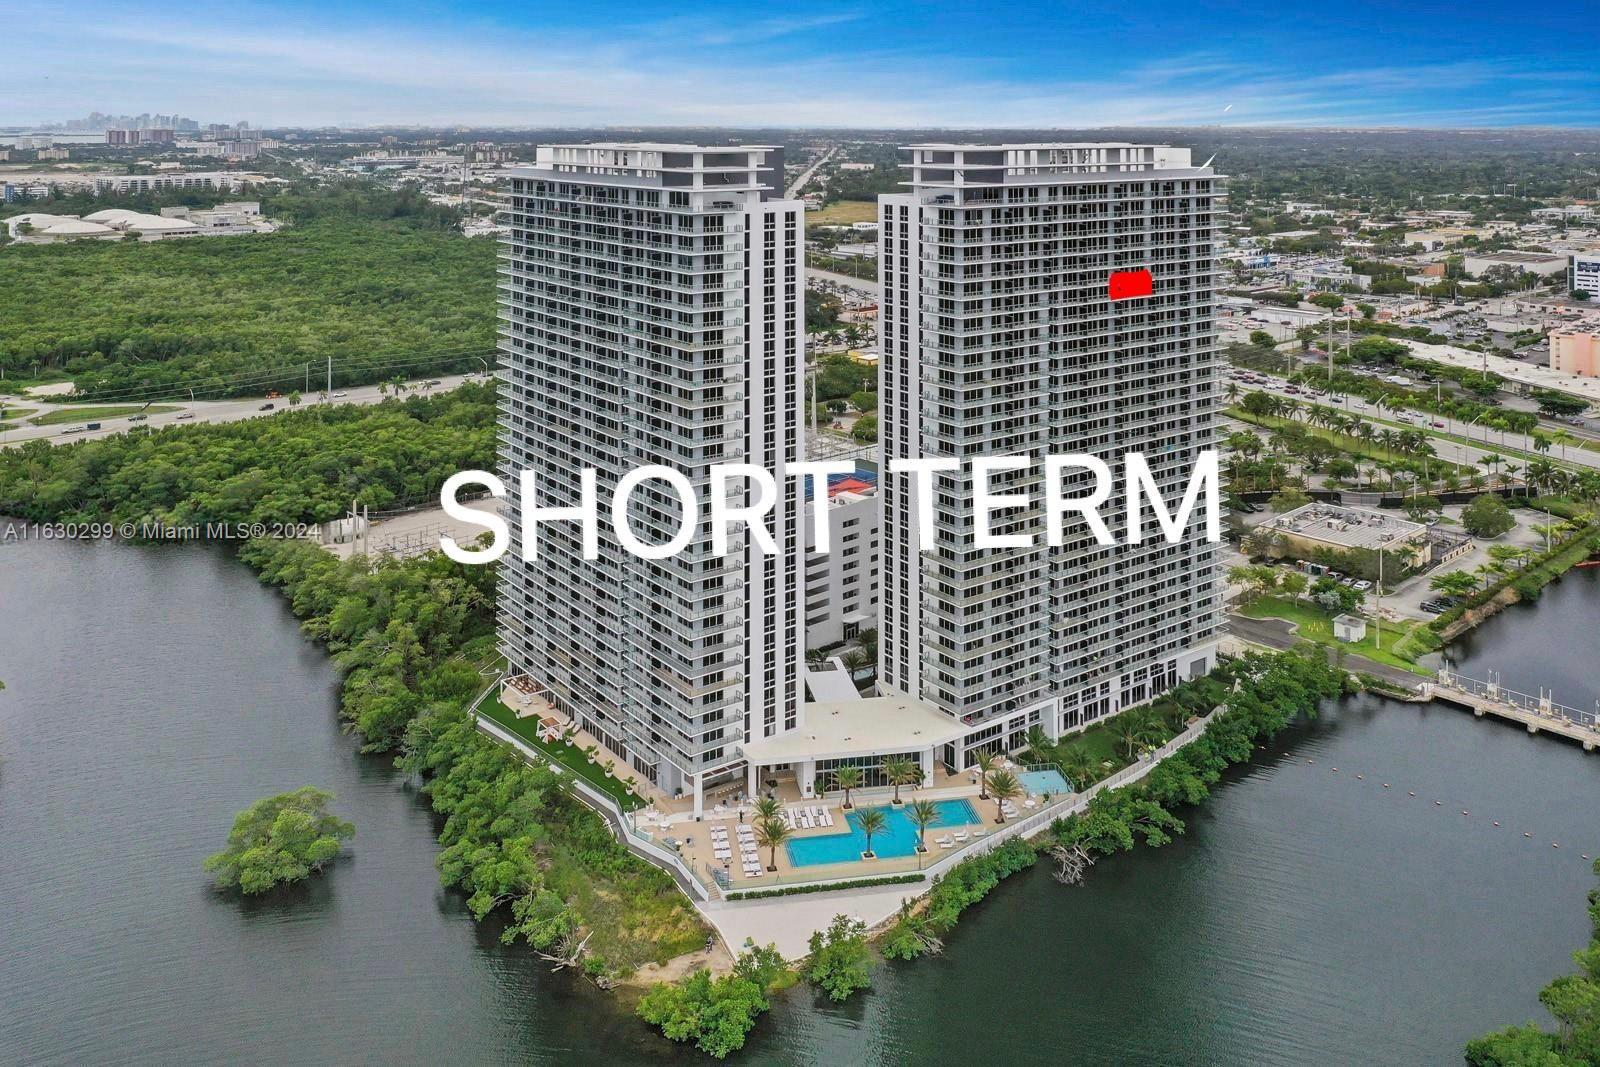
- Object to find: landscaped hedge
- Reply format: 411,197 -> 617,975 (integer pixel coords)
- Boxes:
726,874 -> 925,900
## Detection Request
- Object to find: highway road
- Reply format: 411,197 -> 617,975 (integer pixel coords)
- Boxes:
0,371 -> 487,450
1229,366 -> 1600,476
785,145 -> 839,199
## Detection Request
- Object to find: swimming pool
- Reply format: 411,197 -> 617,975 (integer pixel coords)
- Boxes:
785,798 -> 980,867
1017,768 -> 1072,796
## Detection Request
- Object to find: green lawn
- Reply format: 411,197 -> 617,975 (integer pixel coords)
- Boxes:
478,702 -> 646,811
806,200 -> 878,227
1240,595 -> 1433,675
29,404 -> 178,427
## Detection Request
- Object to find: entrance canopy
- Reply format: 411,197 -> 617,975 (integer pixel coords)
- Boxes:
741,696 -> 966,766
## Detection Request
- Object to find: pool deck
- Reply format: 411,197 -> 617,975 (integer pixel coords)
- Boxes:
654,763 -> 1062,892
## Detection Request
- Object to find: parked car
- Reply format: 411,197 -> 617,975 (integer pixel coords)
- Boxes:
259,403 -> 275,411
1353,580 -> 1373,592
1420,600 -> 1447,614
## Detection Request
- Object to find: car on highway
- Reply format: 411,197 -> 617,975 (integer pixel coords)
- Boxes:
176,412 -> 195,420
61,427 -> 85,435
332,391 -> 347,398
128,414 -> 148,422
258,403 -> 275,411
1432,420 -> 1446,428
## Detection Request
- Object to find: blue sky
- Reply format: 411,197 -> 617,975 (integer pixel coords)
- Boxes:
7,0 -> 1599,128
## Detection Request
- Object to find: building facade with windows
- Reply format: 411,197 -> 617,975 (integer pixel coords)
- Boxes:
497,143 -> 805,814
876,143 -> 1222,764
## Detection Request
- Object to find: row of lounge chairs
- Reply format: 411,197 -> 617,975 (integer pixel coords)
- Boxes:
784,805 -> 834,830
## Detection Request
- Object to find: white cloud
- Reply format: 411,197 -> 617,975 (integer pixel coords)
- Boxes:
1,4 -> 1593,128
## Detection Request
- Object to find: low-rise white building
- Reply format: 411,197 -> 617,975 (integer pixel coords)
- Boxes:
804,470 -> 880,649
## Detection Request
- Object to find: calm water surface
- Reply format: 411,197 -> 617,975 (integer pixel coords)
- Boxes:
3,539 -> 1598,1065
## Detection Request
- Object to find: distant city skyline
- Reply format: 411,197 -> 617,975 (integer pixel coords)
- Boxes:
5,0 -> 1600,129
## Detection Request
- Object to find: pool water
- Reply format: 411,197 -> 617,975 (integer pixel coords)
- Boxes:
785,798 -> 981,867
1017,768 -> 1071,795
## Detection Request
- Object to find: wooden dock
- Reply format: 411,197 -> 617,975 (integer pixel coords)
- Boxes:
1427,671 -> 1600,752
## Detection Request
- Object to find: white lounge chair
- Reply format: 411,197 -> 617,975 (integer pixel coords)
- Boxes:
954,831 -> 968,842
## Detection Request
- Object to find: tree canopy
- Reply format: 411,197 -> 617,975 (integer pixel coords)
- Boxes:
0,183 -> 495,400
203,787 -> 354,894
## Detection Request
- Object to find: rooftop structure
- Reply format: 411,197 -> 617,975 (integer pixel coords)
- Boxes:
1262,503 -> 1426,552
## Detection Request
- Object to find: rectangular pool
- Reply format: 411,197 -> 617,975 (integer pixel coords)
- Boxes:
1017,768 -> 1072,796
785,798 -> 980,867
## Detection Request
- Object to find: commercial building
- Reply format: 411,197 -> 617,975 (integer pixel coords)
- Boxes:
1572,254 -> 1600,300
1463,251 -> 1569,279
877,142 -> 1223,763
803,470 -> 880,649
497,143 -> 805,814
1551,331 -> 1600,378
91,171 -> 255,195
1257,503 -> 1430,570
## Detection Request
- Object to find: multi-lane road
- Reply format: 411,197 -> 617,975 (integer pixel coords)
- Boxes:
0,371 -> 484,450
1230,367 -> 1600,475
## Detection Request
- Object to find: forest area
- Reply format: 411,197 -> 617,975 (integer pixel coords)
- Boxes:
0,182 -> 497,401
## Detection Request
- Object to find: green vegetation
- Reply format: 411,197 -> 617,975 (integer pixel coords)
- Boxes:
1240,595 -> 1432,674
0,184 -> 496,400
0,382 -> 495,527
27,404 -> 178,426
1462,493 -> 1516,538
805,914 -> 873,1002
880,838 -> 1038,961
636,942 -> 793,1058
237,539 -> 705,978
1466,858 -> 1600,1066
203,787 -> 354,894
805,200 -> 878,226
477,701 -> 645,810
723,874 -> 924,901
1048,651 -> 1349,864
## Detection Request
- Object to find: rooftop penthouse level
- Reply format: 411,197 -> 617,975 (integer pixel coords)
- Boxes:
902,142 -> 1205,196
526,143 -> 784,194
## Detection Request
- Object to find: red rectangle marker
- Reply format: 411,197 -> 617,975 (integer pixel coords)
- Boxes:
1108,269 -> 1153,301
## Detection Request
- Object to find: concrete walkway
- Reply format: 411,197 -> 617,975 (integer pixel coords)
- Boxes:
701,881 -> 922,959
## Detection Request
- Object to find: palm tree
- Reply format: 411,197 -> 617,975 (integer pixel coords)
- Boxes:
988,770 -> 1023,824
1059,748 -> 1098,792
882,756 -> 919,804
832,766 -> 863,809
754,816 -> 790,872
971,750 -> 1000,800
856,807 -> 889,858
1114,715 -> 1145,759
1023,725 -> 1052,761
905,799 -> 939,853
753,795 -> 782,823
